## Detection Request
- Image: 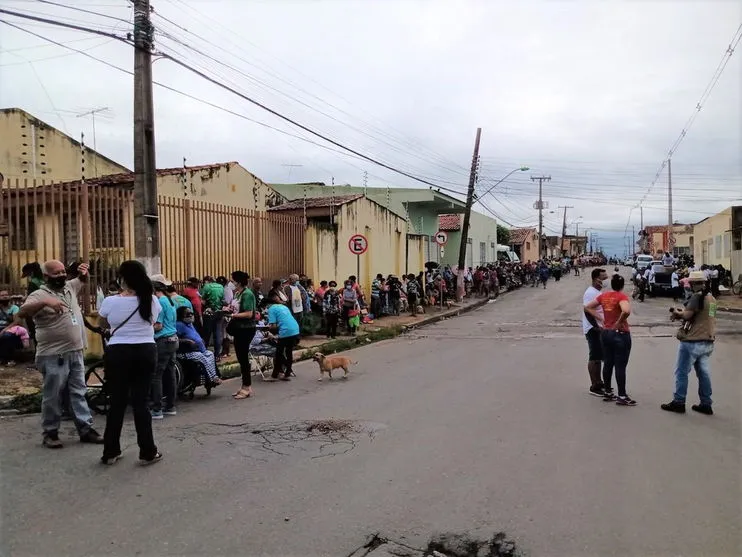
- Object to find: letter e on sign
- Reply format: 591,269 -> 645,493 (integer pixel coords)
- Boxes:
348,234 -> 368,255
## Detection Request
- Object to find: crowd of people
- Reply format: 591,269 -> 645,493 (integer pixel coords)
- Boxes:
630,252 -> 728,303
582,265 -> 717,414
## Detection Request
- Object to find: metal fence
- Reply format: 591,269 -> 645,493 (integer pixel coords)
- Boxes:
158,196 -> 305,284
0,179 -> 306,308
0,178 -> 134,308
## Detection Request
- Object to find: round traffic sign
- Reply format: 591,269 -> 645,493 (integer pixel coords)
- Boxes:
434,230 -> 448,246
348,234 -> 368,255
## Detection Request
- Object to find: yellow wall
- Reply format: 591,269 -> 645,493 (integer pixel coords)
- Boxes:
0,108 -> 129,182
302,198 -> 411,296
693,208 -> 733,267
406,235 -> 425,276
156,163 -> 283,210
519,231 -> 540,263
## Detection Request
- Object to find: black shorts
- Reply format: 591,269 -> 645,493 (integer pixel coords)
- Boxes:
585,327 -> 603,362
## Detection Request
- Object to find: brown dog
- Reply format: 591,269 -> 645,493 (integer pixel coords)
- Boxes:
313,352 -> 356,381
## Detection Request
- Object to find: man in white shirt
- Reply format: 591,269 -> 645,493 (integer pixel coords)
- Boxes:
671,269 -> 680,301
583,268 -> 608,396
662,252 -> 674,266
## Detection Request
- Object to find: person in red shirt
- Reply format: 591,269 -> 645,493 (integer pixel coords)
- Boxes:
182,277 -> 204,332
585,274 -> 636,406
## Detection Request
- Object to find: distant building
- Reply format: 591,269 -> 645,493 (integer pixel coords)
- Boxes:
640,223 -> 693,258
692,206 -> 741,276
267,193 -> 413,289
0,107 -> 130,181
510,227 -> 539,262
269,182 -> 500,269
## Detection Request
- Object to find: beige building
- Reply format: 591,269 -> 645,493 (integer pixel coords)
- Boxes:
510,227 -> 540,263
692,206 -> 740,271
0,107 -> 129,181
268,194 -> 418,293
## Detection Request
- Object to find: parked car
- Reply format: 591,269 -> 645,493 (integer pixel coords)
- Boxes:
624,257 -> 634,266
635,254 -> 654,272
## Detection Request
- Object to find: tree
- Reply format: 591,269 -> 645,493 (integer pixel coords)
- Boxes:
496,225 -> 510,245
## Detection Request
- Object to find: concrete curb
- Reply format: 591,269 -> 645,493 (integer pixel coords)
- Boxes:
718,306 -> 742,314
400,296 -> 493,331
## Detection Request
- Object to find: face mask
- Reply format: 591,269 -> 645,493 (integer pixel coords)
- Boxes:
183,316 -> 195,324
345,285 -> 352,290
602,279 -> 611,289
46,276 -> 66,290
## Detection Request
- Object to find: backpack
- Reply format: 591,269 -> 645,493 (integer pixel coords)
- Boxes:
342,287 -> 357,307
407,280 -> 419,297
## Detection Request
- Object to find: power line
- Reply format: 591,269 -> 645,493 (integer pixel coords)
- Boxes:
32,0 -> 131,24
0,9 -> 470,196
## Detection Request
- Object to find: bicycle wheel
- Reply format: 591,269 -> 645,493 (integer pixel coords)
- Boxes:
85,359 -> 110,415
733,280 -> 742,296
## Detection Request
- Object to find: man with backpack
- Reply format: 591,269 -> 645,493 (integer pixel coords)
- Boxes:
406,274 -> 420,315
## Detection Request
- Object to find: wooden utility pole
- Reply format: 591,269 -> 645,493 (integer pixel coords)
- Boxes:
667,158 -> 673,254
559,205 -> 573,255
531,175 -> 551,259
133,0 -> 160,273
457,127 -> 482,271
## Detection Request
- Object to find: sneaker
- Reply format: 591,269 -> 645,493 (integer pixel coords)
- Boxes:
603,389 -> 617,401
691,404 -> 713,415
42,432 -> 63,449
101,454 -> 122,466
616,395 -> 637,406
163,408 -> 177,416
139,452 -> 163,466
588,385 -> 605,397
151,410 -> 164,420
661,400 -> 686,414
80,428 -> 104,444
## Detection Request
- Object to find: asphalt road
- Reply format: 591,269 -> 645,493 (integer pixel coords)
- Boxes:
1,269 -> 741,557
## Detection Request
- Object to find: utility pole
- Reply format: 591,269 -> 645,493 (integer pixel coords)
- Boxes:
531,175 -> 551,259
632,225 -> 635,256
667,158 -> 673,254
133,0 -> 160,273
457,127 -> 482,272
558,205 -> 573,256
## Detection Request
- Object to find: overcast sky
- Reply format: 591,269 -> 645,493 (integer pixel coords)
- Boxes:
1,0 -> 740,257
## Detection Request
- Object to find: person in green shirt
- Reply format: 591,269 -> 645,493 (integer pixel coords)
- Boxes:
200,276 -> 225,358
229,271 -> 257,400
165,285 -> 193,311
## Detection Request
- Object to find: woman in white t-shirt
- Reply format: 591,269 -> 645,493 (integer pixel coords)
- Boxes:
97,260 -> 163,466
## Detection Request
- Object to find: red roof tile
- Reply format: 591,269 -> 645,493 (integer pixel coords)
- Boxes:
510,227 -> 536,245
267,194 -> 364,211
438,213 -> 461,230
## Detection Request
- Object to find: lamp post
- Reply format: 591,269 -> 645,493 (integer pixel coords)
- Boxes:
474,166 -> 530,202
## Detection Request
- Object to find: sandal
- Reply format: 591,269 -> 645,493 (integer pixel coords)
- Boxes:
139,452 -> 163,466
233,388 -> 252,399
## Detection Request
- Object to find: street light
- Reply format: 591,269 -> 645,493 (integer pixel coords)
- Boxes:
474,166 -> 530,201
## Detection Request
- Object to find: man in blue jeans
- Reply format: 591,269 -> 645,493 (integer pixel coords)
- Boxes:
661,271 -> 717,415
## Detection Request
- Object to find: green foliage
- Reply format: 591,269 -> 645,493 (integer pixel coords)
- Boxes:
497,225 -> 511,245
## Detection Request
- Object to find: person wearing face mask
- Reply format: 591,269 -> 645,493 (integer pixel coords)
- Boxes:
13,260 -> 103,448
322,281 -> 341,339
175,306 -> 221,387
662,271 -> 717,415
282,273 -> 309,329
582,268 -> 609,396
341,280 -> 359,335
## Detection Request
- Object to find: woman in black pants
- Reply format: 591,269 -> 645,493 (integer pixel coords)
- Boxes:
229,271 -> 257,400
98,260 -> 163,465
585,274 -> 636,406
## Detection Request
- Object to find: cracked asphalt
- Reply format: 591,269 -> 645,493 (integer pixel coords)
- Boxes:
1,270 -> 740,557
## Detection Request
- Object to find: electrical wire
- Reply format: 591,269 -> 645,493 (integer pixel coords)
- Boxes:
31,0 -> 131,24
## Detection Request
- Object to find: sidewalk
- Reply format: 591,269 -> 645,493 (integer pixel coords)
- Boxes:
718,293 -> 742,313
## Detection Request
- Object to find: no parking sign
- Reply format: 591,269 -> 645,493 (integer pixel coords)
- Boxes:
348,234 -> 368,255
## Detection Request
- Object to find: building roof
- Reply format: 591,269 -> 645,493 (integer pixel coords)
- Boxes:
438,214 -> 461,231
267,194 -> 365,212
510,227 -> 536,245
1,107 -> 131,174
27,162 -> 241,189
268,183 -> 408,218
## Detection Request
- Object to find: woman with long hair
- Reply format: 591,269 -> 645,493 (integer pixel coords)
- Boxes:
229,271 -> 257,400
98,260 -> 162,465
